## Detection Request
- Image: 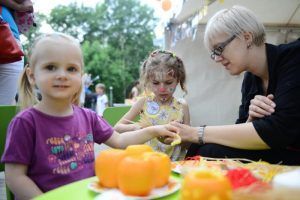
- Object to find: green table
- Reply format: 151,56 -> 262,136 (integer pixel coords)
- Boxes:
35,174 -> 181,200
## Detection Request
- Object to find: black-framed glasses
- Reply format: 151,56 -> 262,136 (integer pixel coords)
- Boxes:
210,35 -> 236,60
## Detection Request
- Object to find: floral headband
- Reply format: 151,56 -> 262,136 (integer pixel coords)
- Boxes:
150,49 -> 183,64
150,49 -> 176,58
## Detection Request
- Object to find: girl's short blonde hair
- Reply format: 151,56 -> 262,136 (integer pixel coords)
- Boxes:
204,5 -> 266,50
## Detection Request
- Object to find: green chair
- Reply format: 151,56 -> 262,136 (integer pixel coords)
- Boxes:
0,105 -> 18,200
103,106 -> 139,126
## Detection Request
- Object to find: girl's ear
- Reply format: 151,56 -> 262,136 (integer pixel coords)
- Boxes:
26,66 -> 35,85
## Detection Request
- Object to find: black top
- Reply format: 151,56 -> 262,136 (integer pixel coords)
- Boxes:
236,38 -> 300,150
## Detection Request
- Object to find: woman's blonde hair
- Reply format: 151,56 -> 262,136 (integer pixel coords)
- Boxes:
140,49 -> 187,94
204,5 -> 266,50
18,32 -> 84,110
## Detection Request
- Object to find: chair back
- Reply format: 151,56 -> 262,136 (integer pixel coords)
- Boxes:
0,105 -> 18,171
103,106 -> 138,126
0,105 -> 18,200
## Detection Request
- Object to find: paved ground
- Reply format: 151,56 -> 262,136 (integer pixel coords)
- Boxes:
0,144 -> 109,199
0,172 -> 5,200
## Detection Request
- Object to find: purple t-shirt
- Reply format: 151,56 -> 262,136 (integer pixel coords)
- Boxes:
1,106 -> 113,192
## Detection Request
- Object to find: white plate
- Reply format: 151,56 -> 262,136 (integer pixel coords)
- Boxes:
88,177 -> 180,200
172,164 -> 182,174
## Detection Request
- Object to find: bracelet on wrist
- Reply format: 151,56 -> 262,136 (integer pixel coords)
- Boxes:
197,125 -> 206,145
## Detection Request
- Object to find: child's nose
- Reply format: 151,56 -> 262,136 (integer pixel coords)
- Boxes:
56,70 -> 67,79
159,86 -> 166,92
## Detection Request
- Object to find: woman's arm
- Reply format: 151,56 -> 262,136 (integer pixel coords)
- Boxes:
105,125 -> 177,149
0,0 -> 33,12
114,97 -> 145,133
172,122 -> 269,150
5,163 -> 43,200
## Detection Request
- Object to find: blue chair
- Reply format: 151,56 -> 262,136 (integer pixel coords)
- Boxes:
0,105 -> 18,200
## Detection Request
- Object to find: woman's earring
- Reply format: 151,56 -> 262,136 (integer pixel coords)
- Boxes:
247,43 -> 252,49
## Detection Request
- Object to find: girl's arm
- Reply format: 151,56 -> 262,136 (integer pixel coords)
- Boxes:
182,101 -> 190,125
172,122 -> 269,150
105,125 -> 177,149
114,97 -> 145,133
5,163 -> 43,200
180,101 -> 191,151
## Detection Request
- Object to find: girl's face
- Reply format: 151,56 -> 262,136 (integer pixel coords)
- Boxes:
27,38 -> 83,103
150,73 -> 178,103
96,87 -> 104,95
210,33 -> 249,75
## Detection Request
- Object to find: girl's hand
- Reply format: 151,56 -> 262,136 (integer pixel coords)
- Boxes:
165,122 -> 197,144
114,123 -> 142,133
150,124 -> 177,139
247,94 -> 276,122
131,124 -> 142,131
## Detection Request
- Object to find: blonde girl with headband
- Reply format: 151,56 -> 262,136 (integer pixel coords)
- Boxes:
115,50 -> 190,161
1,33 -> 177,199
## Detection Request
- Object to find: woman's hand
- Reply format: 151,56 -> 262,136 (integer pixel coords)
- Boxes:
247,94 -> 276,122
15,0 -> 34,12
164,122 -> 199,144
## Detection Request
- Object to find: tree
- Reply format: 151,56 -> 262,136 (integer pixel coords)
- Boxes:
47,0 -> 158,103
22,13 -> 47,58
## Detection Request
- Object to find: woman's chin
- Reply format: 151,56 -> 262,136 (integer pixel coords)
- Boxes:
228,68 -> 242,76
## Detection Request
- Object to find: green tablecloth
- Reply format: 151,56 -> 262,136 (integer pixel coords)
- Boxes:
35,174 -> 181,200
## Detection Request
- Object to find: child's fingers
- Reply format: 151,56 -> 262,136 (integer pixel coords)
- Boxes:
164,124 -> 178,134
171,134 -> 181,146
163,137 -> 173,144
170,121 -> 185,129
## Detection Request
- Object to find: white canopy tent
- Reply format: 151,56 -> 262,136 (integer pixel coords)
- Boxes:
165,0 -> 300,126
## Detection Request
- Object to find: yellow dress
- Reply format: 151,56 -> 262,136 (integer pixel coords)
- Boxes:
138,95 -> 186,161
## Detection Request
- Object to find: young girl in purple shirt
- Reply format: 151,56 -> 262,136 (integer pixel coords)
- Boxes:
1,33 -> 177,199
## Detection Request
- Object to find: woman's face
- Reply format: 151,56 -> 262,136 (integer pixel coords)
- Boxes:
210,33 -> 248,75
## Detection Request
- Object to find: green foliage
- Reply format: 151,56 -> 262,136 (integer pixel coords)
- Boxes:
46,0 -> 158,103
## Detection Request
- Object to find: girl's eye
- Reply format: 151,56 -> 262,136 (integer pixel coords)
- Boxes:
68,66 -> 78,72
152,82 -> 159,85
166,81 -> 173,85
45,65 -> 56,71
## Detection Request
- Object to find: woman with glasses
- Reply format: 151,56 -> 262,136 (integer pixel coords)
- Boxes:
170,5 -> 300,165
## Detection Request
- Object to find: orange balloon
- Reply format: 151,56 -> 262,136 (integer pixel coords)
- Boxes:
162,0 -> 172,11
143,152 -> 171,188
181,169 -> 232,200
118,155 -> 155,196
95,149 -> 127,188
125,144 -> 153,156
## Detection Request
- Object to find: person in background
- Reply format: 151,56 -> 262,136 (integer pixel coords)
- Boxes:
129,80 -> 140,100
115,50 -> 190,161
13,0 -> 35,33
170,5 -> 300,165
79,73 -> 88,107
95,83 -> 108,117
0,0 -> 33,105
1,33 -> 178,199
